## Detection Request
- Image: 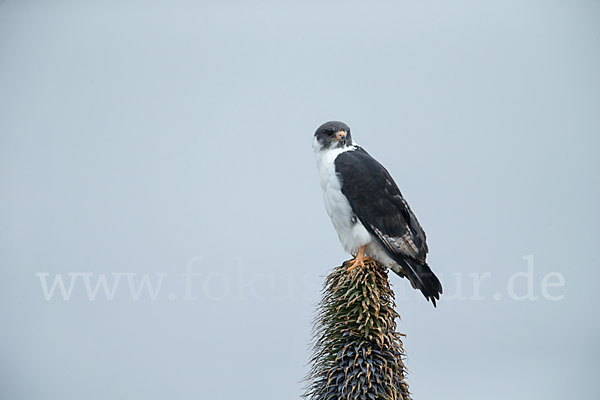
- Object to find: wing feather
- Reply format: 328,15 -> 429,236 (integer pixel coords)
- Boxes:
335,147 -> 428,263
335,147 -> 442,305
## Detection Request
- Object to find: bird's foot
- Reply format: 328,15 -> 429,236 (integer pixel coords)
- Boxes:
346,246 -> 370,273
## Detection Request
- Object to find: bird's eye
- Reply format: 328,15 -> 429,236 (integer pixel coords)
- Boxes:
326,131 -> 334,136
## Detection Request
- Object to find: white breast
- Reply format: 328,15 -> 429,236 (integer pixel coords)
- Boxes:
313,138 -> 373,255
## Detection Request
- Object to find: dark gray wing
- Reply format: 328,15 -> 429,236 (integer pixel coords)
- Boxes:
335,147 -> 442,305
335,147 -> 428,261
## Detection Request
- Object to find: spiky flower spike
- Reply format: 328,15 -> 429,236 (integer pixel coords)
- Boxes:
305,259 -> 411,400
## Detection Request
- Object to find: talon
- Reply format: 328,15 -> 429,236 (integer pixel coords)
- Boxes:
346,245 -> 371,272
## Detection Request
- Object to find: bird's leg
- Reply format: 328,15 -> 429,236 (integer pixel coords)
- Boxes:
346,245 -> 370,272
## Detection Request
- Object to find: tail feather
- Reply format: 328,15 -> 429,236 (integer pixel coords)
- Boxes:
391,258 -> 443,307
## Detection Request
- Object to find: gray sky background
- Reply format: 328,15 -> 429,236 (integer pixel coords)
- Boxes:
1,1 -> 599,399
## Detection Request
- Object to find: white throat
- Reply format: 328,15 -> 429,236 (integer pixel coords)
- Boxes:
313,137 -> 357,190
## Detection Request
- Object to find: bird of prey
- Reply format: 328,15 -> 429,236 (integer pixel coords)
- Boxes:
313,121 -> 442,306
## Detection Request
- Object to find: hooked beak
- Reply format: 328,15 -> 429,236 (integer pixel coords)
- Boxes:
334,130 -> 347,145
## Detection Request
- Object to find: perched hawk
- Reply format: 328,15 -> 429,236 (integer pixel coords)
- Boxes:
313,121 -> 442,306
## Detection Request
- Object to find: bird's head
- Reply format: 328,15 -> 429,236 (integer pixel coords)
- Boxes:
313,121 -> 353,152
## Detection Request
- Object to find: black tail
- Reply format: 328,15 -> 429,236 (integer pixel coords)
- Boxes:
391,258 -> 443,307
